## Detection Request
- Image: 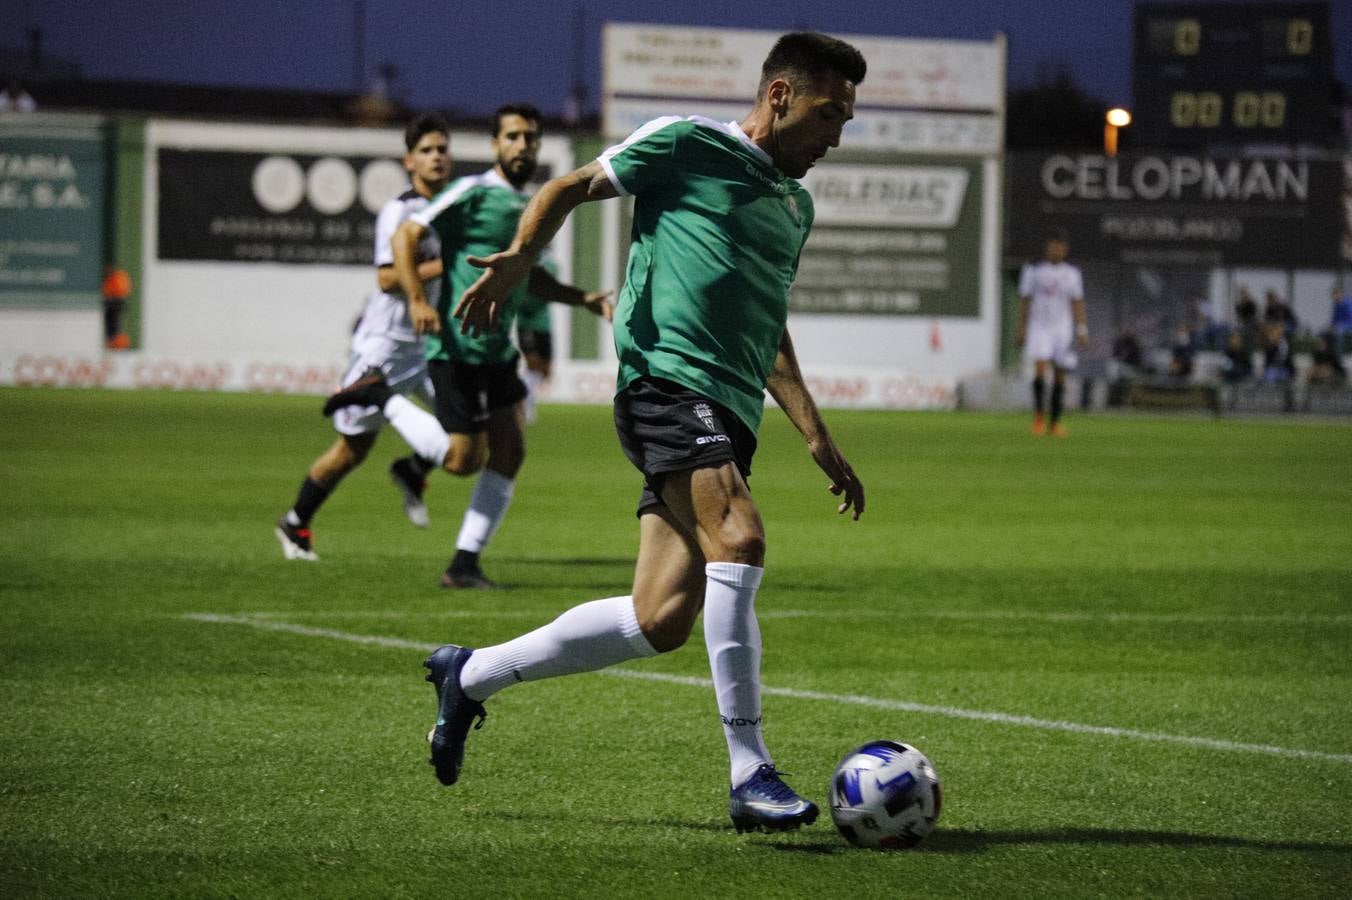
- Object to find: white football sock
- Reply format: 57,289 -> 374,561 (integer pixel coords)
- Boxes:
704,562 -> 773,787
455,469 -> 515,553
459,595 -> 657,701
382,394 -> 450,464
522,369 -> 545,425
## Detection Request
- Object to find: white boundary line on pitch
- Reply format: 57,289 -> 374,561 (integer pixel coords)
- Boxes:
234,609 -> 1352,626
762,610 -> 1352,625
184,613 -> 1352,766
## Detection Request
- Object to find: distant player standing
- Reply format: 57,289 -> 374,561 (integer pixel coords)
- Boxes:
426,33 -> 866,832
275,113 -> 451,560
1017,229 -> 1087,437
324,104 -> 611,587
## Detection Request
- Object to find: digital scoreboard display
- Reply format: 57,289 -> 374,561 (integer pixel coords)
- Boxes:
1133,3 -> 1334,147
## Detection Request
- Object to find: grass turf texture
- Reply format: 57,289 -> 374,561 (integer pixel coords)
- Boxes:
1,386 -> 1350,898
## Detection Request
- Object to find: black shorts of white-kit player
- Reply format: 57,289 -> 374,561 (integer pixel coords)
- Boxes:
428,359 -> 529,434
613,376 -> 757,516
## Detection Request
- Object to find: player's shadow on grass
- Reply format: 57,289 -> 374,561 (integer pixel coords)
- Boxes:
491,556 -> 634,592
481,808 -> 729,834
773,827 -> 1352,856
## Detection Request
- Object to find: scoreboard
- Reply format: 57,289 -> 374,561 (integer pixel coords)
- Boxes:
1133,3 -> 1335,147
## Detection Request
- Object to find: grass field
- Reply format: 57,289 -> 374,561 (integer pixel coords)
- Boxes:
2,386 -> 1350,898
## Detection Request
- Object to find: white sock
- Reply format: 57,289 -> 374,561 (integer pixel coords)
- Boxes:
383,394 -> 450,464
456,469 -> 515,553
703,562 -> 772,787
459,595 -> 657,701
522,369 -> 545,425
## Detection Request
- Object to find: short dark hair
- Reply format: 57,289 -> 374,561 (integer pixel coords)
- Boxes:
758,32 -> 866,98
492,103 -> 542,138
404,112 -> 450,151
1046,227 -> 1070,244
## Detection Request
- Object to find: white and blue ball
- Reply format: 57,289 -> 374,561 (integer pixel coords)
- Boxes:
828,740 -> 943,849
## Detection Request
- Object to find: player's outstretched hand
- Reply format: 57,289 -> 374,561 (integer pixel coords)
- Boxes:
807,432 -> 864,520
409,297 -> 440,336
583,291 -> 614,322
457,250 -> 533,337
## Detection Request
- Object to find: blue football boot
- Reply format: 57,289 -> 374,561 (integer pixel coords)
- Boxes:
424,644 -> 486,786
728,764 -> 820,833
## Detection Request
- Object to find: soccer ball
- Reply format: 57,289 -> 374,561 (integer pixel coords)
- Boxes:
828,740 -> 943,849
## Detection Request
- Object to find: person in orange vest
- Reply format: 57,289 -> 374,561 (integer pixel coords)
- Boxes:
103,265 -> 132,350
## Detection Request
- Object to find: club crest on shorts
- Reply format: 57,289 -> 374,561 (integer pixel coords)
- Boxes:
692,402 -> 716,431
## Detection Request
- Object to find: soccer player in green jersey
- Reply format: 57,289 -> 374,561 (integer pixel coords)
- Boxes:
423,34 -> 867,833
324,104 -> 611,588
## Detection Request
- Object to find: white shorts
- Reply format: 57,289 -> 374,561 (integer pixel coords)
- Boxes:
332,336 -> 434,436
1025,327 -> 1078,370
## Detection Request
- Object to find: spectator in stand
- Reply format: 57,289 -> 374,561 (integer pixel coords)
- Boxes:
1329,285 -> 1352,356
1220,330 -> 1253,384
1185,293 -> 1220,350
1308,333 -> 1347,385
1234,287 -> 1259,347
1167,324 -> 1194,381
1261,320 -> 1294,383
1264,289 -> 1297,338
1111,326 -> 1144,376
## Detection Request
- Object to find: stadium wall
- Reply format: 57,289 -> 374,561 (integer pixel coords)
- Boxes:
1,113 -> 974,409
0,116 -> 577,394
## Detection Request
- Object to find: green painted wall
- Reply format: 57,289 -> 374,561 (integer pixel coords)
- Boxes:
110,118 -> 145,347
568,136 -> 607,361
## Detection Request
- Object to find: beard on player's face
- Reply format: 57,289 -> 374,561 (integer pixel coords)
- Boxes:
500,152 -> 537,185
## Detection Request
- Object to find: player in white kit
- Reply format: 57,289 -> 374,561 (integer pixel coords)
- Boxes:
275,113 -> 451,560
1017,229 -> 1087,437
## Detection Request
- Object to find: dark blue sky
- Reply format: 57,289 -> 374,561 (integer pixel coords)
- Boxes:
3,0 -> 1349,117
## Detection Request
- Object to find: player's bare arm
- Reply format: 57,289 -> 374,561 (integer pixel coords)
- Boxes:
376,259 -> 443,293
766,328 -> 865,519
1016,295 -> 1031,346
1073,296 -> 1088,349
525,266 -> 614,321
456,161 -> 619,336
391,219 -> 441,336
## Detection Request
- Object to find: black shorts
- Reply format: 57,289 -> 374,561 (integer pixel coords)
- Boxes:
613,376 -> 757,516
428,358 -> 528,434
516,328 -> 553,360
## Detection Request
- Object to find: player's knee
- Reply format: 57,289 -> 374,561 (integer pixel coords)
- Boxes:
635,585 -> 704,653
443,443 -> 486,472
639,609 -> 696,653
330,436 -> 373,473
714,522 -> 765,566
443,454 -> 483,477
490,445 -> 524,477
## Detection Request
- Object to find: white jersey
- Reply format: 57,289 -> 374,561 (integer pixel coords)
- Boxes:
1018,260 -> 1083,336
353,187 -> 442,347
333,187 -> 441,436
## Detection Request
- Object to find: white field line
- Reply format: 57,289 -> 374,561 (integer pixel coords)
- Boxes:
758,610 -> 1352,625
235,609 -> 1352,626
184,613 -> 1352,766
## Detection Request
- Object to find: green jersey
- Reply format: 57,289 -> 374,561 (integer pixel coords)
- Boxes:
599,116 -> 814,434
413,170 -> 532,365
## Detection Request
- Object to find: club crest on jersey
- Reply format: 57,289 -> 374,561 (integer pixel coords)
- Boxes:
785,194 -> 799,223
